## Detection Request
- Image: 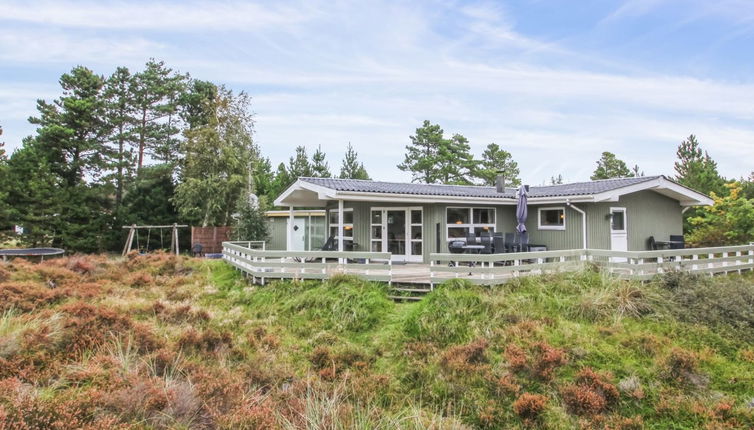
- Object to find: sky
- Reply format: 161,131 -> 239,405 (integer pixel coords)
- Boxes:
1,0 -> 754,185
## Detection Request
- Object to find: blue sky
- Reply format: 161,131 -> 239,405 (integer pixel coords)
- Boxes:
2,0 -> 754,184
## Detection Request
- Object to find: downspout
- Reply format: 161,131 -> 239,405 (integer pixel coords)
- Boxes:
567,200 -> 587,250
682,207 -> 691,214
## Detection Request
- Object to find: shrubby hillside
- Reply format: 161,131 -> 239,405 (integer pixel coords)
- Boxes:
0,254 -> 753,429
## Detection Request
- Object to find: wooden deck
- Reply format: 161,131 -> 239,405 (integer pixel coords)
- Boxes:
222,242 -> 754,288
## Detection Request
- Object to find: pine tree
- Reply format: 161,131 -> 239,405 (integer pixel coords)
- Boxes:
179,79 -> 218,130
270,162 -> 292,201
399,121 -> 475,184
19,66 -> 113,251
131,59 -> 187,170
590,152 -> 632,180
103,67 -> 137,214
398,120 -> 443,183
252,156 -> 276,202
288,146 -> 312,179
437,133 -> 475,184
311,145 -> 331,178
674,135 -> 726,196
339,142 -> 370,179
474,143 -> 521,186
29,66 -> 109,185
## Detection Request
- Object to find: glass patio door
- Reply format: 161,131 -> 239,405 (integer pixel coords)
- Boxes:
370,207 -> 422,262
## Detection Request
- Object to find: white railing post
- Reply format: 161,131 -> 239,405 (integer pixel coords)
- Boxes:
708,253 -> 713,270
692,253 -> 698,272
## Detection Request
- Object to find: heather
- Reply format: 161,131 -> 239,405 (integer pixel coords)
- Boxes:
0,253 -> 752,429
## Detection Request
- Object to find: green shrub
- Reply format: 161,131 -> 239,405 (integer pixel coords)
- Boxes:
284,275 -> 393,333
402,280 -> 490,346
660,273 -> 754,340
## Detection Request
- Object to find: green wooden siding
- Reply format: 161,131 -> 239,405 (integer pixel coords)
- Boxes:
266,216 -> 327,251
272,190 -> 686,260
522,190 -> 682,251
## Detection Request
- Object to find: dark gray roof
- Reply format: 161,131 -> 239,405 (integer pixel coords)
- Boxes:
300,176 -> 663,199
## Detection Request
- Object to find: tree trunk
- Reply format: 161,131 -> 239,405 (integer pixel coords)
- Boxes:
138,110 -> 147,172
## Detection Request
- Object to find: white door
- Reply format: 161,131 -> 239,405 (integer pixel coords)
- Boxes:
287,217 -> 307,251
370,208 -> 423,262
609,208 -> 628,259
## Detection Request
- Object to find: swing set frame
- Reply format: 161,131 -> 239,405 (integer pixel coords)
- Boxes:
121,224 -> 188,256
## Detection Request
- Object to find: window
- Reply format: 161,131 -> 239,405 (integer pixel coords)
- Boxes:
328,208 -> 354,239
446,207 -> 496,242
610,209 -> 626,232
538,207 -> 565,230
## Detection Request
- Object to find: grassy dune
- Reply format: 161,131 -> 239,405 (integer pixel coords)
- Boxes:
0,254 -> 753,429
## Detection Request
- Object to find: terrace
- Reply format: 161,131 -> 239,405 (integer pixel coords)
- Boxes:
222,242 -> 754,295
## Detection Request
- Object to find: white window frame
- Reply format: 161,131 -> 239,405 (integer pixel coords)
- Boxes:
446,207 -> 496,241
370,206 -> 423,262
609,207 -> 627,234
328,208 -> 354,240
538,207 -> 566,231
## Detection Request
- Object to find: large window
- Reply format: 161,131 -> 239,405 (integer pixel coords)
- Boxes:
446,207 -> 496,242
328,208 -> 354,239
538,207 -> 565,230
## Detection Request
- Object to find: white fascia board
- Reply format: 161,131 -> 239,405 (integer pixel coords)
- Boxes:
273,179 -> 338,206
333,191 -> 515,205
591,177 -> 713,206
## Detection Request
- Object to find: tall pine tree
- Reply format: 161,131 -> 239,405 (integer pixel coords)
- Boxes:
339,142 -> 370,179
399,121 -> 475,184
103,66 -> 137,215
131,59 -> 187,170
474,143 -> 520,186
311,145 -> 331,178
674,135 -> 726,196
590,152 -> 632,180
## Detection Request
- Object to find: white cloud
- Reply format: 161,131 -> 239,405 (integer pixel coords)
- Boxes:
1,0 -> 753,184
0,30 -> 164,64
1,0 -> 310,31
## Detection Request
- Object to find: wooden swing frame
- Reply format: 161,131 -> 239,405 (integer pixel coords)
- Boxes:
121,224 -> 189,256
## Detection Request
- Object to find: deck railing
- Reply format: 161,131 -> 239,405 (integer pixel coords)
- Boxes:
222,241 -> 392,284
222,242 -> 754,286
430,244 -> 754,285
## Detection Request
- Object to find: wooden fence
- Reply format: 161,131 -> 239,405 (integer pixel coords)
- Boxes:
222,242 -> 754,286
222,241 -> 392,284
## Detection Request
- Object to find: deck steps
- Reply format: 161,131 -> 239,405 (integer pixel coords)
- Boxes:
388,295 -> 423,301
388,284 -> 433,301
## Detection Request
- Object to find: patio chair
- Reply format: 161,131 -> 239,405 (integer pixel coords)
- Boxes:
493,235 -> 505,254
191,243 -> 203,257
466,232 -> 477,245
480,234 -> 493,254
669,235 -> 685,249
647,236 -> 658,250
503,233 -> 517,253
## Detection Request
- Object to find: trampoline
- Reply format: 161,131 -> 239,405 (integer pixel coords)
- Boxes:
0,248 -> 65,261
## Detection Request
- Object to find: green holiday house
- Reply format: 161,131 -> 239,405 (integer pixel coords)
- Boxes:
270,175 -> 712,263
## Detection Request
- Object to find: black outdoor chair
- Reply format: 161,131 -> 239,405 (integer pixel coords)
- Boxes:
466,232 -> 477,245
319,236 -> 336,251
191,243 -> 203,257
669,235 -> 685,249
480,233 -> 493,254
493,235 -> 505,254
647,236 -> 658,250
504,232 -> 517,253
